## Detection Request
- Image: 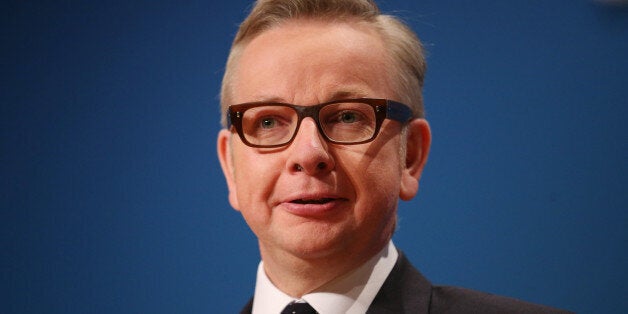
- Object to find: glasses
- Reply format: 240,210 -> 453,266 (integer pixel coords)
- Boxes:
227,98 -> 414,148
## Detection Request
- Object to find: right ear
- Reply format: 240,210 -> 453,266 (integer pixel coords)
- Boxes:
217,129 -> 240,211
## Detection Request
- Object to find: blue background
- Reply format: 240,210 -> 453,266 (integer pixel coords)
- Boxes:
3,0 -> 627,313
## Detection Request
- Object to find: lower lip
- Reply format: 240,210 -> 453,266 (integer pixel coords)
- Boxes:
281,199 -> 346,218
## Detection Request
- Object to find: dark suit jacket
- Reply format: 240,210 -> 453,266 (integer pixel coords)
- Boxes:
240,251 -> 572,313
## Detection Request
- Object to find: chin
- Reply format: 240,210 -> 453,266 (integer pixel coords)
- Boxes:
281,228 -> 352,260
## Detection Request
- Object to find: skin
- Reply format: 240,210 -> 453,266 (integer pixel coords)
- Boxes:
217,19 -> 431,297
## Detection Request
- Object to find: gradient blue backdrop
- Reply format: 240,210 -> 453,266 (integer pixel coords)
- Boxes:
3,0 -> 627,313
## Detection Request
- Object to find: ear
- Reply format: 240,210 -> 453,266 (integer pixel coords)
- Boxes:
399,119 -> 431,201
217,129 -> 240,211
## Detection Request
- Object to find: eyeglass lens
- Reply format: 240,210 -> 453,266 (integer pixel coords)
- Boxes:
240,102 -> 377,146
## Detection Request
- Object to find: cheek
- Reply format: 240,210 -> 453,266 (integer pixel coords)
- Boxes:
231,152 -> 284,234
231,150 -> 282,206
363,165 -> 400,206
344,149 -> 402,214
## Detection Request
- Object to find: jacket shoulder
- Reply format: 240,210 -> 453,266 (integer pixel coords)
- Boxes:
430,285 -> 573,314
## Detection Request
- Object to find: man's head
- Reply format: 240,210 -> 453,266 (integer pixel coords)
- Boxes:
217,0 -> 430,274
220,0 -> 427,127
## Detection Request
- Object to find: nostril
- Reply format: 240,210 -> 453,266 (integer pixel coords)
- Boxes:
292,162 -> 327,172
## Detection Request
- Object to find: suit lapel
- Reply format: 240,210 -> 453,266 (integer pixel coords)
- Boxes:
366,251 -> 433,314
240,297 -> 253,314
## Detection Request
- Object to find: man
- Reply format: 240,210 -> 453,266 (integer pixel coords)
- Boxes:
217,0 -> 571,313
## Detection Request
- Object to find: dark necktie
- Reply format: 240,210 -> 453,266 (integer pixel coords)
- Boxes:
280,301 -> 318,314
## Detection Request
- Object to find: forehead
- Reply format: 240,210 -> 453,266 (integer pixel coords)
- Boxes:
231,19 -> 395,104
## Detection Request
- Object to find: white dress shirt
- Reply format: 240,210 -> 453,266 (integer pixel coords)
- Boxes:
251,241 -> 399,314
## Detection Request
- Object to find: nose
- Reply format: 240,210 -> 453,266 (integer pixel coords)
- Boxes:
287,117 -> 335,175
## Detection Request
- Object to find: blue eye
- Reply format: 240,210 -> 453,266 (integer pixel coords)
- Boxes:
260,117 -> 277,129
339,112 -> 357,123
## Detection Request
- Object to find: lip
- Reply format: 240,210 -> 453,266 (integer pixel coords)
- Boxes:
279,193 -> 348,217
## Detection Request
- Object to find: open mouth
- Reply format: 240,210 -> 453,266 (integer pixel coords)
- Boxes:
291,198 -> 336,204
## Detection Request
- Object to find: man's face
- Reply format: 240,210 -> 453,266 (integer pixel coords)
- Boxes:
218,20 -> 428,263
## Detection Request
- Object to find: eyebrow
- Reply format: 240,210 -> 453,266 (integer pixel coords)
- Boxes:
327,89 -> 371,101
245,95 -> 287,104
244,88 -> 373,106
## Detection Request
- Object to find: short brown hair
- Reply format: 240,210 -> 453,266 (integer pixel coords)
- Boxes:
220,0 -> 426,127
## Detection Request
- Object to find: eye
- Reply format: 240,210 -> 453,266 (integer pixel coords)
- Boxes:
322,105 -> 371,126
260,117 -> 277,129
339,111 -> 358,123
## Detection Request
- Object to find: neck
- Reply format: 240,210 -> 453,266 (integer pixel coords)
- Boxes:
259,241 -> 388,297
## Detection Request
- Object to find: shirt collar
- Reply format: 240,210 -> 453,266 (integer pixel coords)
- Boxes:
252,241 -> 398,314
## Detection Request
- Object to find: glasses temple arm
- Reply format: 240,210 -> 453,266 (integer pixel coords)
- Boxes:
386,100 -> 414,122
